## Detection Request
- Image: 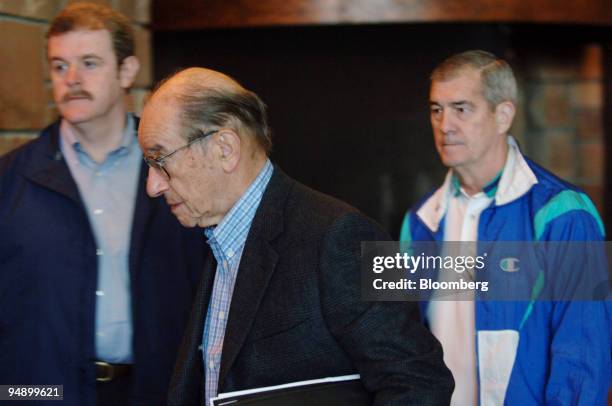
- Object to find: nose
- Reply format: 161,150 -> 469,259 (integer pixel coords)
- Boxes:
66,65 -> 81,86
435,110 -> 455,134
439,110 -> 454,134
146,167 -> 169,198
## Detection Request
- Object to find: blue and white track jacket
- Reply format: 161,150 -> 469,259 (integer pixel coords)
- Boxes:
400,137 -> 611,405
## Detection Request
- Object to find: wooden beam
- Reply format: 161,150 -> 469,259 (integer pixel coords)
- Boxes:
154,0 -> 612,31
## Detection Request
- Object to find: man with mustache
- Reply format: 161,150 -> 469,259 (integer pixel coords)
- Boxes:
138,67 -> 454,405
0,3 -> 204,405
400,50 -> 610,404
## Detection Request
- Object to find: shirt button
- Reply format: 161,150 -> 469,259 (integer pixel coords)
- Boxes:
209,360 -> 215,369
227,249 -> 234,258
96,290 -> 105,296
219,311 -> 225,320
96,249 -> 103,256
94,209 -> 104,215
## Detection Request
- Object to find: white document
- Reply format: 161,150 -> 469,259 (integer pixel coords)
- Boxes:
210,374 -> 361,406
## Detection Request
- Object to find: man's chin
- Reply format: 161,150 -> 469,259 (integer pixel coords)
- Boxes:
175,215 -> 198,228
59,110 -> 95,125
440,153 -> 466,168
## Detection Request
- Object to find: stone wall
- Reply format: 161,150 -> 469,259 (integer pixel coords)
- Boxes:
515,44 -> 605,213
0,0 -> 151,155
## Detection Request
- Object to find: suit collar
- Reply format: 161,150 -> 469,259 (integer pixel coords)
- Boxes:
218,166 -> 292,389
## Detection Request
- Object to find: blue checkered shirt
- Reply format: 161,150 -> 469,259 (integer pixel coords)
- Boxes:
202,159 -> 273,404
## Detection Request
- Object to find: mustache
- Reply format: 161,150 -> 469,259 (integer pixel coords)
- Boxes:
62,90 -> 93,102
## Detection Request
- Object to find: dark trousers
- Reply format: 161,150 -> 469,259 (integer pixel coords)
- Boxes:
96,373 -> 132,406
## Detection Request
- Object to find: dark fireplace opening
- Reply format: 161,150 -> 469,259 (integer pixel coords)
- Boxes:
155,23 -> 612,237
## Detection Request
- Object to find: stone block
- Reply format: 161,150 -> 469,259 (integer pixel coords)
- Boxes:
522,54 -> 579,81
547,131 -> 575,181
510,90 -> 527,143
523,131 -> 549,167
577,108 -> 603,140
0,20 -> 46,129
578,183 -> 604,216
126,88 -> 150,116
528,83 -> 571,129
65,0 -> 112,7
578,141 -> 604,181
133,25 -> 152,87
117,0 -> 150,24
571,81 -> 603,109
0,133 -> 38,156
44,83 -> 60,124
0,0 -> 64,20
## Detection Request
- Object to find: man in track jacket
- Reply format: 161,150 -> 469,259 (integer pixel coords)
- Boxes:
401,50 -> 610,405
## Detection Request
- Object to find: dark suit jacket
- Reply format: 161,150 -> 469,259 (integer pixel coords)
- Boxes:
0,120 -> 206,405
169,167 -> 453,405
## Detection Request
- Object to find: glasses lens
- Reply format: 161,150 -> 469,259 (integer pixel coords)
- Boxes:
144,156 -> 170,180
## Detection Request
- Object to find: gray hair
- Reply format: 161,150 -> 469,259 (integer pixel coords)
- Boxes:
431,50 -> 517,109
154,74 -> 273,154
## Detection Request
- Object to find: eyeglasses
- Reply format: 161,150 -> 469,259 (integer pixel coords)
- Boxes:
144,129 -> 217,180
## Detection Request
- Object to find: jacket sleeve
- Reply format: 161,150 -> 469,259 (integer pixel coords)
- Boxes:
537,194 -> 611,405
318,212 -> 454,405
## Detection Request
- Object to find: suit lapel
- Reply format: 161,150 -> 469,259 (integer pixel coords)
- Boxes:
168,250 -> 216,406
218,168 -> 292,390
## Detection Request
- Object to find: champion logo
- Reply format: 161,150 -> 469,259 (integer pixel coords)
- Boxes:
500,257 -> 520,272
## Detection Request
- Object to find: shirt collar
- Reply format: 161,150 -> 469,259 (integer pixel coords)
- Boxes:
450,169 -> 502,199
417,135 -> 538,232
60,113 -> 137,160
205,159 -> 274,262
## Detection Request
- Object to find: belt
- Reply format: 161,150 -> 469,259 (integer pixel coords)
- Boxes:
95,361 -> 132,382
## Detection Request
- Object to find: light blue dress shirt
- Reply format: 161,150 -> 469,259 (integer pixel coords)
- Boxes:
202,159 -> 273,403
60,114 -> 142,363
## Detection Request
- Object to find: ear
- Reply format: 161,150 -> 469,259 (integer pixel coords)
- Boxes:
495,101 -> 515,135
118,56 -> 140,89
215,129 -> 241,173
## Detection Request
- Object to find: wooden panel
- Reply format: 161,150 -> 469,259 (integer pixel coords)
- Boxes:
154,0 -> 612,30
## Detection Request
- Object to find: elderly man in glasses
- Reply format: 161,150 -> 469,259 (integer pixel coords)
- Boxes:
0,3 -> 204,405
138,67 -> 454,406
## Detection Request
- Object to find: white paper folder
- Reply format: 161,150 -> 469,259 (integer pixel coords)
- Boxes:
210,374 -> 371,405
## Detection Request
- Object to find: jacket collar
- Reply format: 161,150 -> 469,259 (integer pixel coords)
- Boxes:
416,136 -> 538,233
20,115 -> 143,204
20,120 -> 83,204
19,117 -> 152,275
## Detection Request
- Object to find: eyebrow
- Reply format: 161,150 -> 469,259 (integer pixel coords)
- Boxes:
429,100 -> 475,108
49,54 -> 103,61
81,54 -> 103,60
451,100 -> 474,108
145,145 -> 165,155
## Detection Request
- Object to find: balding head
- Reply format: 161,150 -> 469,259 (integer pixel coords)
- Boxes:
148,67 -> 272,153
139,67 -> 273,228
